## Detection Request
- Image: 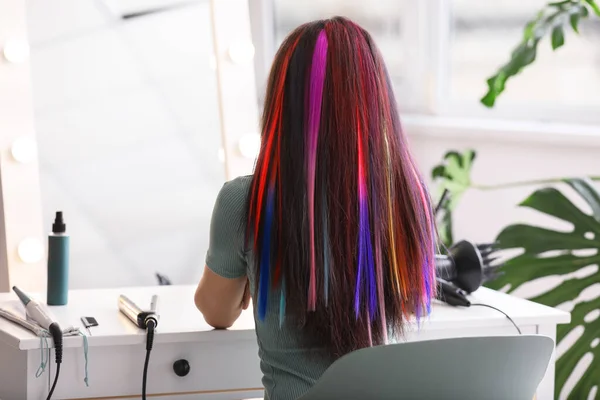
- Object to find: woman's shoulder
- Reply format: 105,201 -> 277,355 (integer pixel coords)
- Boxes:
214,175 -> 253,217
218,175 -> 252,202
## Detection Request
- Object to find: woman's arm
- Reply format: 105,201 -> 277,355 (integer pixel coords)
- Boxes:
194,265 -> 251,329
196,177 -> 251,328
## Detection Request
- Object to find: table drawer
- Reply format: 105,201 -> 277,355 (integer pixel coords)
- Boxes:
51,339 -> 262,399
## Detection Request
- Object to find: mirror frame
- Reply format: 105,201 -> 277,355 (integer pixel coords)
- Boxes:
211,0 -> 260,179
0,0 -> 259,291
0,0 -> 45,293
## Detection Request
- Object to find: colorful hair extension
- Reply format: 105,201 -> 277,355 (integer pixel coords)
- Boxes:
251,32 -> 303,320
307,30 -> 328,311
354,113 -> 376,320
279,277 -> 286,328
258,183 -> 275,320
247,17 -> 437,359
374,226 -> 387,343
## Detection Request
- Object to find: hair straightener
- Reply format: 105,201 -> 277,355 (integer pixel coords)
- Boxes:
118,295 -> 159,400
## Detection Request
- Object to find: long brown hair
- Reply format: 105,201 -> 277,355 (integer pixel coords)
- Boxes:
247,17 -> 437,358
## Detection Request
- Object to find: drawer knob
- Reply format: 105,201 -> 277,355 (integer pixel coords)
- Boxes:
173,359 -> 190,377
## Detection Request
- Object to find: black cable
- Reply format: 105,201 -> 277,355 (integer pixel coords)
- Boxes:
47,363 -> 60,400
142,349 -> 151,400
47,322 -> 63,400
142,317 -> 157,400
470,303 -> 522,334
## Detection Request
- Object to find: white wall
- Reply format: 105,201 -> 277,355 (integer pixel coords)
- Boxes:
408,128 -> 600,244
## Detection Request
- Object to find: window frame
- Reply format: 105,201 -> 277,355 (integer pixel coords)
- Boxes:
251,0 -> 600,140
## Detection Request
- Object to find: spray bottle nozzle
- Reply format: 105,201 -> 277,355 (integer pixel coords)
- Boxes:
52,211 -> 66,234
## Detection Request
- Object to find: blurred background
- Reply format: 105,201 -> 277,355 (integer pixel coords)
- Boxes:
23,0 -> 600,288
27,0 -> 224,288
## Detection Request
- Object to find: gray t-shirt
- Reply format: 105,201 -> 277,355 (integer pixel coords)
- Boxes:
205,175 -> 331,400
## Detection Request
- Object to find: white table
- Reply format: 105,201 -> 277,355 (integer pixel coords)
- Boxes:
0,285 -> 570,400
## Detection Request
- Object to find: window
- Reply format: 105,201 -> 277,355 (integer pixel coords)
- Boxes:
259,0 -> 600,126
271,0 -> 424,110
447,0 -> 600,123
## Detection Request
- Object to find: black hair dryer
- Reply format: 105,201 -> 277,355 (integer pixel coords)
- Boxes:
434,240 -> 501,306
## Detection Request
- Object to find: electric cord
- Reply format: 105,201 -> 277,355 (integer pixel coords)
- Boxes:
470,303 -> 522,334
142,349 -> 151,400
47,364 -> 60,400
142,316 -> 157,400
47,323 -> 63,400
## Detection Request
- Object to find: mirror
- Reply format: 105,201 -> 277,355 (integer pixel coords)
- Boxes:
26,0 -> 225,288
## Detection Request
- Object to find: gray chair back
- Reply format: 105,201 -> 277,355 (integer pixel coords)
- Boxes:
299,335 -> 554,400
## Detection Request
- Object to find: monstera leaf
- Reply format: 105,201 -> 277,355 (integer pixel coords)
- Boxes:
481,0 -> 595,107
486,178 -> 600,400
432,150 -> 476,248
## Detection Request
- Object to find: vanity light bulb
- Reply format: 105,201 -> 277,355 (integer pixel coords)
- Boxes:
209,55 -> 217,71
17,237 -> 44,264
11,136 -> 38,163
238,134 -> 260,159
2,39 -> 30,64
218,148 -> 225,163
228,40 -> 255,64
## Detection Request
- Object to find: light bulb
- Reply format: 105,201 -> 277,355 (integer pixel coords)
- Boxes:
228,40 -> 255,64
11,136 -> 38,163
17,237 -> 44,264
218,148 -> 225,163
238,133 -> 260,159
209,55 -> 217,71
3,39 -> 30,64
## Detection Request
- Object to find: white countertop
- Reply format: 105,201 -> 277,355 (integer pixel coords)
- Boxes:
0,285 -> 570,351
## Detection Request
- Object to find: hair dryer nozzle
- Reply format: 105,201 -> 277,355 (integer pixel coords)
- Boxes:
435,240 -> 485,294
449,240 -> 484,293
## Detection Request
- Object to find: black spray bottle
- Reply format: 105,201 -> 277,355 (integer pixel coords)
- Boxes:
47,211 -> 69,305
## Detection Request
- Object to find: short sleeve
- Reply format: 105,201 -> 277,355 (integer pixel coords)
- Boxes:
205,177 -> 249,279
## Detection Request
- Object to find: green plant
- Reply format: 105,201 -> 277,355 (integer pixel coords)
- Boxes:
481,0 -> 600,107
465,2 -> 600,397
486,179 -> 600,399
431,150 -> 600,399
431,150 -> 476,248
